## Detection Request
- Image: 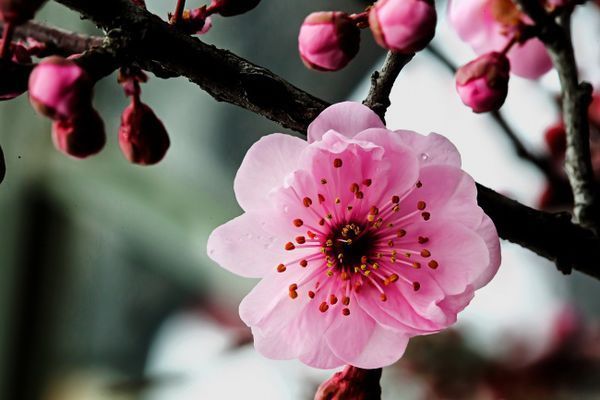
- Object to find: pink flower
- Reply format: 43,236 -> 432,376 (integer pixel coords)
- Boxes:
207,102 -> 501,369
369,0 -> 437,54
456,52 -> 510,113
298,12 -> 360,72
448,0 -> 552,79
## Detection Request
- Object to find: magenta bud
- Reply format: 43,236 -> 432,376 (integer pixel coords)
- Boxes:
209,0 -> 260,17
51,109 -> 106,158
455,52 -> 510,113
28,56 -> 93,120
119,101 -> 170,165
315,366 -> 382,400
0,0 -> 46,24
298,12 -> 360,72
369,0 -> 436,54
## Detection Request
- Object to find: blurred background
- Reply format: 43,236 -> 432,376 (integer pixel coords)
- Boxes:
0,1 -> 599,399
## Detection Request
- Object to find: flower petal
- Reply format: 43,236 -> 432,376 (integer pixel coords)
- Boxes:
343,325 -> 410,369
507,39 -> 553,79
234,133 -> 308,211
470,213 -> 501,289
307,102 -> 385,143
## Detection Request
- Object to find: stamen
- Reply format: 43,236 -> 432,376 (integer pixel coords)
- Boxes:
397,229 -> 406,238
318,194 -> 325,203
342,308 -> 350,316
428,260 -> 439,269
333,158 -> 343,168
285,242 -> 295,250
308,290 -> 315,299
363,179 -> 372,186
350,182 -> 360,193
417,201 -> 426,210
293,219 -> 304,227
421,212 -> 431,221
319,302 -> 329,312
413,282 -> 421,291
355,191 -> 364,199
342,296 -> 350,305
296,236 -> 306,244
303,197 -> 312,207
416,180 -> 423,188
300,259 -> 308,267
380,293 -> 387,302
277,264 -> 286,273
418,236 -> 429,244
420,249 -> 431,257
329,294 -> 338,305
392,195 -> 400,203
321,178 -> 328,184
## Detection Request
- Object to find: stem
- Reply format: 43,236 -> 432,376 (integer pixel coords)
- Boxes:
349,11 -> 369,28
0,21 -> 15,59
171,0 -> 186,25
500,36 -> 517,55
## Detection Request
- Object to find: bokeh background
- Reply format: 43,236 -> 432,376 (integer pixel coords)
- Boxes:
0,1 -> 599,399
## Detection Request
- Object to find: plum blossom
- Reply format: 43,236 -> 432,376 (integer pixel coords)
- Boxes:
207,102 -> 501,369
448,0 -> 553,79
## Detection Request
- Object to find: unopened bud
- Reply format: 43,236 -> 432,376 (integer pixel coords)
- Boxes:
0,0 -> 46,24
209,0 -> 260,17
28,56 -> 93,120
51,109 -> 106,158
298,12 -> 360,72
119,101 -> 170,165
369,0 -> 436,54
456,52 -> 510,113
314,366 -> 382,400
170,7 -> 212,35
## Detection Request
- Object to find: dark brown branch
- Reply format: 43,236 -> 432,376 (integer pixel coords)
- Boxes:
426,44 -> 561,184
36,0 -> 599,279
514,0 -> 600,231
363,51 -> 414,122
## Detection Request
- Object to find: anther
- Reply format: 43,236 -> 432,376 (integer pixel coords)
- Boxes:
333,158 -> 343,168
418,236 -> 429,244
293,219 -> 304,227
342,296 -> 350,306
387,240 -> 394,247
412,262 -> 421,269
363,179 -> 372,186
318,194 -> 325,203
285,242 -> 295,250
372,262 -> 379,269
397,229 -> 406,238
277,264 -> 286,273
308,290 -> 315,299
319,302 -> 329,312
392,205 -> 400,212
355,191 -> 364,199
296,236 -> 306,244
347,206 -> 353,211
303,197 -> 312,207
318,219 -> 325,226
421,212 -> 431,221
392,195 -> 400,203
369,206 -> 379,215
300,259 -> 308,267
416,180 -> 423,188
389,274 -> 399,283
350,183 -> 359,193
412,282 -> 421,291
327,270 -> 334,277
342,308 -> 350,316
329,295 -> 338,305
289,283 -> 298,291
360,256 -> 368,264
420,249 -> 431,257
307,231 -> 317,239
417,201 -> 426,210
321,178 -> 328,184
335,197 -> 341,204
289,290 -> 298,299
325,239 -> 333,247
428,260 -> 439,269
380,293 -> 387,302
341,271 -> 350,281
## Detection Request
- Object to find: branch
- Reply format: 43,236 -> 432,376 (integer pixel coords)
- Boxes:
39,0 -> 599,279
363,51 -> 414,122
514,0 -> 600,231
426,45 -> 561,184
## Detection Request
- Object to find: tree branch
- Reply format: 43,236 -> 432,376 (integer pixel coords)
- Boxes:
513,0 -> 600,231
363,51 -> 414,122
34,0 -> 598,279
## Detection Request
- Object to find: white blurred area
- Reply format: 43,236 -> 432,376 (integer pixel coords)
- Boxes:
142,4 -> 600,400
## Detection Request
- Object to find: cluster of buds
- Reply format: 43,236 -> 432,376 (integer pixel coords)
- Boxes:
28,56 -> 106,158
118,68 -> 170,165
298,0 -> 437,72
169,0 -> 261,35
455,51 -> 511,113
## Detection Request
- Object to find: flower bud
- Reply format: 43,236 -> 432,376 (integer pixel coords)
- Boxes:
315,366 -> 382,400
170,7 -> 212,35
119,101 -> 170,165
0,56 -> 31,100
455,52 -> 510,113
0,0 -> 46,24
51,109 -> 106,158
209,0 -> 260,17
544,121 -> 566,158
298,12 -> 360,72
369,0 -> 436,53
28,56 -> 93,120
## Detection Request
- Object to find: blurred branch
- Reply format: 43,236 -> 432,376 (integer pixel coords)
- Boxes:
514,0 -> 600,231
363,51 -> 414,122
426,44 -> 562,185
40,0 -> 600,279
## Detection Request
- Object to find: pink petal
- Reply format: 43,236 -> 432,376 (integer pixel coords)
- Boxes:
307,102 -> 385,143
234,133 -> 308,211
470,213 -> 502,289
207,212 -> 295,278
507,38 -> 553,79
342,325 -> 410,369
356,129 -> 461,167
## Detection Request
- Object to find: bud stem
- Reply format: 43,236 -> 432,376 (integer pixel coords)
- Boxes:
172,0 -> 187,25
349,12 -> 369,28
132,80 -> 142,107
500,36 -> 517,55
0,22 -> 15,59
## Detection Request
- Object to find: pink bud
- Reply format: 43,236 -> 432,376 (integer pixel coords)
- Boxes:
28,56 -> 93,120
51,109 -> 106,158
209,0 -> 260,17
298,12 -> 360,72
119,101 -> 170,165
455,52 -> 510,113
315,366 -> 382,400
0,0 -> 46,23
369,0 -> 436,53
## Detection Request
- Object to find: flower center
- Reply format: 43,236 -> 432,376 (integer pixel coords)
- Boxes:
329,222 -> 373,270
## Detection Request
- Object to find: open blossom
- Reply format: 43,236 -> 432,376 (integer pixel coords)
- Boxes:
208,102 -> 501,369
448,0 -> 552,79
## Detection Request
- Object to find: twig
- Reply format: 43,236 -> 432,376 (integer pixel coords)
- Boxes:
513,0 -> 600,231
363,51 -> 414,122
426,44 -> 561,184
21,0 -> 597,279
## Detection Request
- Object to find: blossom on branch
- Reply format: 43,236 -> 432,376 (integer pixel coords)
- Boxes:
208,102 -> 501,369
